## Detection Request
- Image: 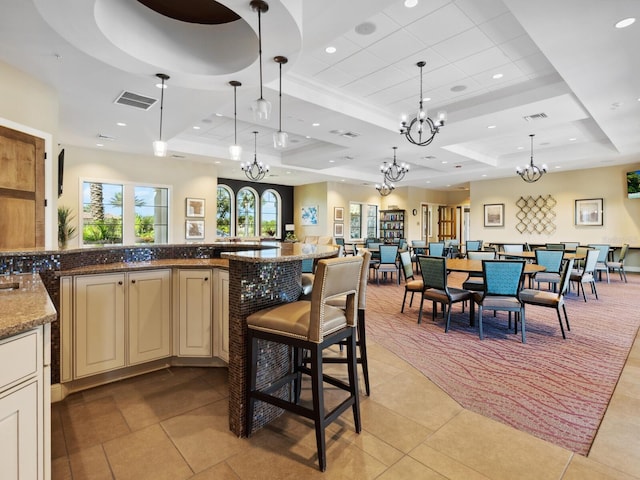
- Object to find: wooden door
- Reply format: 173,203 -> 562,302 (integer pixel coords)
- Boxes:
0,125 -> 45,249
438,206 -> 456,242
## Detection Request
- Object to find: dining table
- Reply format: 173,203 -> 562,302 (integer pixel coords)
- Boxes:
495,251 -> 585,261
446,257 -> 546,274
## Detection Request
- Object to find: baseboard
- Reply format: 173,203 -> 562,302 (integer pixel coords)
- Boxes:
50,383 -> 68,403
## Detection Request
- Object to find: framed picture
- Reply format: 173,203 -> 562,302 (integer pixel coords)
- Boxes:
334,223 -> 344,237
334,206 -> 344,222
301,205 -> 319,225
185,219 -> 205,239
484,203 -> 504,227
575,198 -> 603,226
186,197 -> 205,218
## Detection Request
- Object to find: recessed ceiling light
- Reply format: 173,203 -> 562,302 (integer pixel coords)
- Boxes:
286,171 -> 291,174
192,126 -> 201,130
422,97 -> 431,102
569,137 -> 576,141
615,17 -> 636,28
325,46 -> 336,54
425,180 -> 431,184
492,73 -> 503,79
312,123 -> 320,127
215,160 -> 221,164
329,159 -> 335,163
96,143 -> 104,147
481,174 -> 487,177
487,125 -> 496,129
517,146 -> 524,150
116,122 -> 126,127
305,135 -> 311,139
404,0 -> 418,7
341,179 -> 346,182
441,160 -> 448,164
215,113 -> 223,117
555,166 -> 562,169
355,22 -> 376,35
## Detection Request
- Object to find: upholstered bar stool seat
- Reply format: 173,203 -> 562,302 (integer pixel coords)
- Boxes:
246,255 -> 364,472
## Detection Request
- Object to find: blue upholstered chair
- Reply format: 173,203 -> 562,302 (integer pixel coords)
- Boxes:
473,260 -> 526,342
373,244 -> 399,284
462,250 -> 496,291
587,244 -> 611,282
520,258 -> 574,339
465,240 -> 482,255
608,243 -> 629,282
533,249 -> 564,291
570,248 -> 600,301
428,241 -> 445,256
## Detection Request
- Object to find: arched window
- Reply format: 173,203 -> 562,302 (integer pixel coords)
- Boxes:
260,189 -> 281,238
236,187 -> 258,237
216,185 -> 234,238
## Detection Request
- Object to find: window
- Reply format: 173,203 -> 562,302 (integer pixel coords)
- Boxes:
216,185 -> 233,237
82,182 -> 123,245
237,187 -> 257,237
82,181 -> 169,246
134,186 -> 168,244
260,189 -> 281,237
349,202 -> 378,240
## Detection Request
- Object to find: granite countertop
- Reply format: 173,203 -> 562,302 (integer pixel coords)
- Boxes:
222,242 -> 339,263
57,258 -> 229,276
0,274 -> 57,340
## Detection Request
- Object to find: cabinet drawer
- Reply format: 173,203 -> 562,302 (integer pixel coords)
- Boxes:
0,330 -> 38,390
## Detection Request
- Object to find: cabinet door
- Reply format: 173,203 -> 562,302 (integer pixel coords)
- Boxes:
128,269 -> 171,364
178,269 -> 212,357
75,273 -> 126,377
0,380 -> 40,480
214,269 -> 230,363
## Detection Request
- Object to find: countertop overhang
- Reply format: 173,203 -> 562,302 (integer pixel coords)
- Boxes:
0,274 -> 56,339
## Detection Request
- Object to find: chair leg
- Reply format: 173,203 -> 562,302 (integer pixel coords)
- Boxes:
357,310 -> 370,396
346,328 -> 362,433
555,308 -> 566,339
309,345 -> 327,472
478,306 -> 484,340
444,303 -> 451,332
592,281 -> 599,300
520,309 -> 526,343
562,304 -> 571,332
401,290 -> 408,313
417,294 -> 425,324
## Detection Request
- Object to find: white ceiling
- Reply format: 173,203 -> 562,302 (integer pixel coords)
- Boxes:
1,0 -> 639,190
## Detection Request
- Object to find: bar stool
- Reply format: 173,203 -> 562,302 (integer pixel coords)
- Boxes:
245,255 -> 364,472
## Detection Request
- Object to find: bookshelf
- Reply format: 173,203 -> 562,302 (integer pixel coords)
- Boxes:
380,209 -> 405,243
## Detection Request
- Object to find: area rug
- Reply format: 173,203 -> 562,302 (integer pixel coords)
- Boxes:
365,271 -> 640,455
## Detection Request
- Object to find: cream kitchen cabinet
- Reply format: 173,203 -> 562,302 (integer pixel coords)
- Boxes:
177,269 -> 212,357
72,269 -> 171,378
0,324 -> 51,480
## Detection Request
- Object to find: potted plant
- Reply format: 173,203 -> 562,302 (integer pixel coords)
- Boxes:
58,205 -> 77,249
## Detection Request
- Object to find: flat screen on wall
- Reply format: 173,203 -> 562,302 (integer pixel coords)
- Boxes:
58,149 -> 64,197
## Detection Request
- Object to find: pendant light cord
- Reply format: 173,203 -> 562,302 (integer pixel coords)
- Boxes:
278,61 -> 282,131
233,84 -> 238,144
258,8 -> 264,99
158,77 -> 165,141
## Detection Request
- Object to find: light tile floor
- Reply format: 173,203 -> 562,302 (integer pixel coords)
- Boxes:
52,332 -> 640,479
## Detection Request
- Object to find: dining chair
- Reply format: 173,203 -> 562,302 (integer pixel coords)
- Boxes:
465,240 -> 482,255
473,260 -> 526,342
373,244 -> 400,284
410,240 -> 427,275
447,239 -> 461,258
502,244 -> 524,259
573,246 -> 590,271
570,248 -> 600,301
607,243 -> 629,282
246,255 -> 364,472
545,243 -> 565,251
519,258 -> 574,339
334,237 -> 345,254
417,255 -> 474,331
587,244 -> 611,282
533,249 -> 564,291
561,242 -> 580,251
462,250 -> 496,291
399,250 -> 424,313
398,238 -> 408,252
428,241 -> 445,256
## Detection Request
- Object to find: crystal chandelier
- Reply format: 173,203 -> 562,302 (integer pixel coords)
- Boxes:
516,134 -> 547,183
250,0 -> 271,122
273,55 -> 288,149
152,73 -> 169,157
381,146 -> 409,182
400,61 -> 446,147
375,176 -> 395,196
228,80 -> 242,161
241,131 -> 269,181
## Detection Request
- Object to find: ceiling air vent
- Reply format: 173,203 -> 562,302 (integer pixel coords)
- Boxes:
523,112 -> 548,122
115,91 -> 157,110
341,131 -> 360,138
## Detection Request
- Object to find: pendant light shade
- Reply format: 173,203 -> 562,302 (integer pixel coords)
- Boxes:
273,55 -> 288,149
250,0 -> 271,122
228,80 -> 242,161
153,73 -> 169,157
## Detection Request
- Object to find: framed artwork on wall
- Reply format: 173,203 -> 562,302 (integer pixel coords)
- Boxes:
575,198 -> 603,226
301,205 -> 319,225
334,207 -> 344,222
484,203 -> 504,227
185,219 -> 205,239
334,223 -> 344,237
186,197 -> 205,218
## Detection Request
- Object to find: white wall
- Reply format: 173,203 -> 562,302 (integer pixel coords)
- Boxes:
59,146 -> 219,248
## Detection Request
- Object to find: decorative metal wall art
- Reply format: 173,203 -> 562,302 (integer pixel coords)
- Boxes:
515,195 -> 556,234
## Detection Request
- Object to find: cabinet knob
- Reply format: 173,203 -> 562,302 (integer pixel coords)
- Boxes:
204,277 -> 209,282
131,279 -> 136,284
118,281 -> 123,285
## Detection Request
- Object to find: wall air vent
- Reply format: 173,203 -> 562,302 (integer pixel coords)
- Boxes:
523,112 -> 548,122
114,91 -> 157,110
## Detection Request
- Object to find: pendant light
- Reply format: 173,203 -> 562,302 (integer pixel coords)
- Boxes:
273,55 -> 288,149
228,80 -> 242,161
516,134 -> 547,183
381,146 -> 409,182
241,131 -> 269,181
153,73 -> 169,157
375,176 -> 395,196
250,0 -> 271,122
